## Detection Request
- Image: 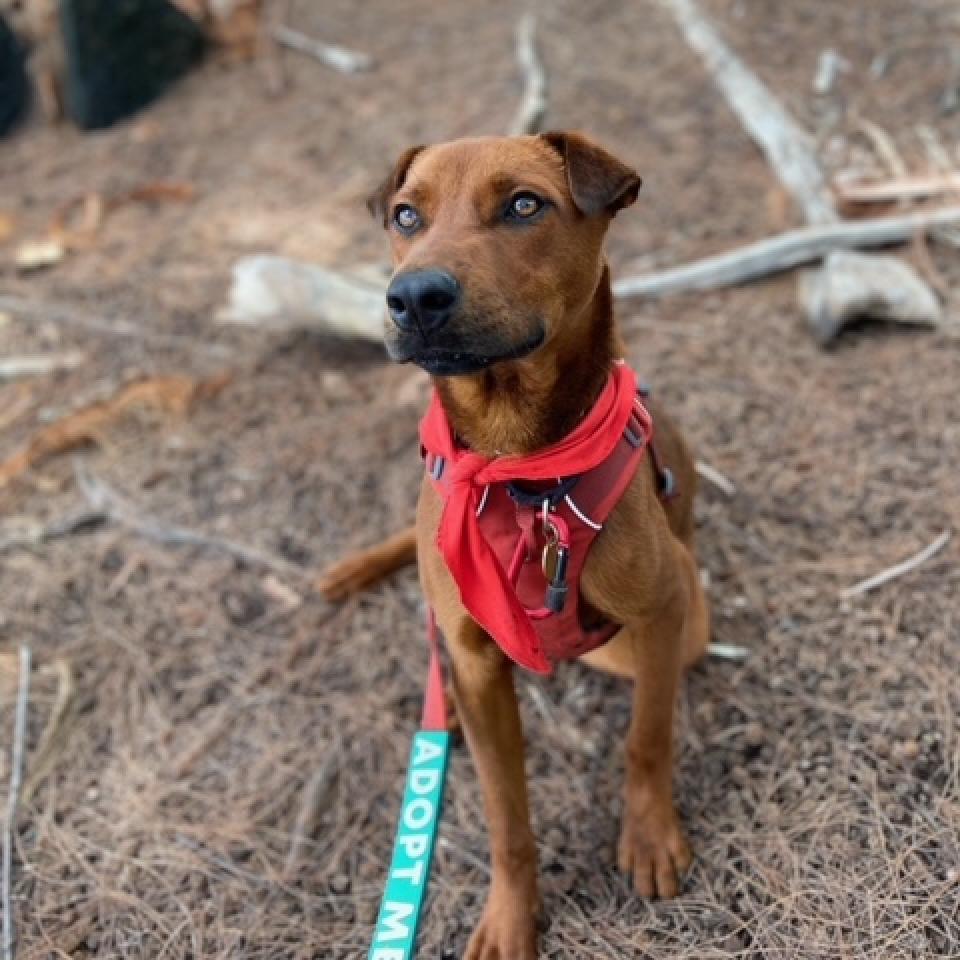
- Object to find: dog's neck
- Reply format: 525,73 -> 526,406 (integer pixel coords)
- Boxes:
434,266 -> 621,457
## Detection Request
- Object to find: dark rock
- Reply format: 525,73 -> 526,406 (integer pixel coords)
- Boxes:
0,13 -> 28,136
60,0 -> 205,131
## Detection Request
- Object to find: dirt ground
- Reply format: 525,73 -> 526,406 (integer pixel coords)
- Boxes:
1,1 -> 959,958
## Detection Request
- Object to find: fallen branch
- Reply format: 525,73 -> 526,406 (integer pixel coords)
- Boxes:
612,205 -> 960,299
656,0 -> 836,225
840,530 -> 951,599
509,14 -> 548,136
695,459 -> 736,497
74,460 -> 305,581
0,373 -> 230,489
2,646 -> 31,960
271,24 -> 373,73
0,295 -> 233,357
835,172 -> 960,206
0,352 -> 85,380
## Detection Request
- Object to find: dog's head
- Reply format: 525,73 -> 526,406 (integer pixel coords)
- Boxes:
369,132 -> 640,376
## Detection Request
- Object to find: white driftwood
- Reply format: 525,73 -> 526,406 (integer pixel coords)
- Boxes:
613,205 -> 960,300
835,172 -> 960,205
695,460 -> 736,497
840,530 -> 951,599
2,646 -> 31,960
75,459 -> 306,579
271,24 -> 373,73
656,0 -> 836,225
509,14 -> 548,136
218,254 -> 385,340
800,251 -> 942,344
0,352 -> 86,380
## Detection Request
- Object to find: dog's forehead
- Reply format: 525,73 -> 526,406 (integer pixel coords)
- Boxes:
405,136 -> 565,197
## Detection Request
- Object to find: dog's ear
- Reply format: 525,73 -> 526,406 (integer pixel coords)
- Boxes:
541,131 -> 642,217
367,144 -> 425,226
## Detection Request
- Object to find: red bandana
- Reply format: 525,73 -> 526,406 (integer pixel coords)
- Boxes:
419,363 -> 638,668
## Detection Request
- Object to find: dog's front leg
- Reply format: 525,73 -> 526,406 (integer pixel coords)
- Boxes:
444,615 -> 539,960
618,574 -> 693,899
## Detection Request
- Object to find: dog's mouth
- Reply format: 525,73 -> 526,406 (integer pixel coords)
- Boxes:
390,325 -> 546,376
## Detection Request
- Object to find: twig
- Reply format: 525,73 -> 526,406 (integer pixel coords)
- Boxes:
0,295 -> 233,358
854,116 -> 908,179
695,460 -> 736,497
282,743 -> 340,879
271,24 -> 373,74
835,172 -> 960,206
0,509 -> 106,552
3,645 -> 31,960
73,460 -> 305,580
915,124 -> 953,173
509,14 -> 548,136
706,642 -> 750,661
22,660 -> 75,806
0,352 -> 86,380
612,205 -> 960,299
840,530 -> 951,599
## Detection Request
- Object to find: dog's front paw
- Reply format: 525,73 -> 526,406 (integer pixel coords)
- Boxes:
465,890 -> 538,960
617,797 -> 692,899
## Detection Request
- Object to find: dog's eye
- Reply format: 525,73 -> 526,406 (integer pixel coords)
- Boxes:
393,204 -> 422,233
507,192 -> 543,220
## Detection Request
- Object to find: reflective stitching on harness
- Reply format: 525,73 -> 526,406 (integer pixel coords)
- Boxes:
564,493 -> 603,531
476,484 -> 491,517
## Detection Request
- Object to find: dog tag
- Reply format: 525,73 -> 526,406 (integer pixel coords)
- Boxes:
541,539 -> 560,583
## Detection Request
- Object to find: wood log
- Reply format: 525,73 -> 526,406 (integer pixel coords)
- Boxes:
800,251 -> 942,344
613,205 -> 960,300
217,254 -> 385,339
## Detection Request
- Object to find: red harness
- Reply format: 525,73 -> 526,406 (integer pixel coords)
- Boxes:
420,363 -> 672,674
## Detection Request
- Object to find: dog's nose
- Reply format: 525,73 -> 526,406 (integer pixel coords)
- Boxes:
386,269 -> 460,334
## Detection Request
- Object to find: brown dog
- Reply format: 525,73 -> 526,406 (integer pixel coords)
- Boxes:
320,132 -> 709,959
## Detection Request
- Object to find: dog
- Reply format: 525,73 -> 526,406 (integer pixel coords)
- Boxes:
320,132 -> 710,960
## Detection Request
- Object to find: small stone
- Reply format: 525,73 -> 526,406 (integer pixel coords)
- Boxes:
947,867 -> 960,884
744,723 -> 764,748
544,827 -> 566,852
220,589 -> 266,626
321,371 -> 353,400
330,873 -> 351,895
897,740 -> 921,761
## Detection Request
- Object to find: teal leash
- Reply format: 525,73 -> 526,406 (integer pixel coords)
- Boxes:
369,613 -> 450,959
